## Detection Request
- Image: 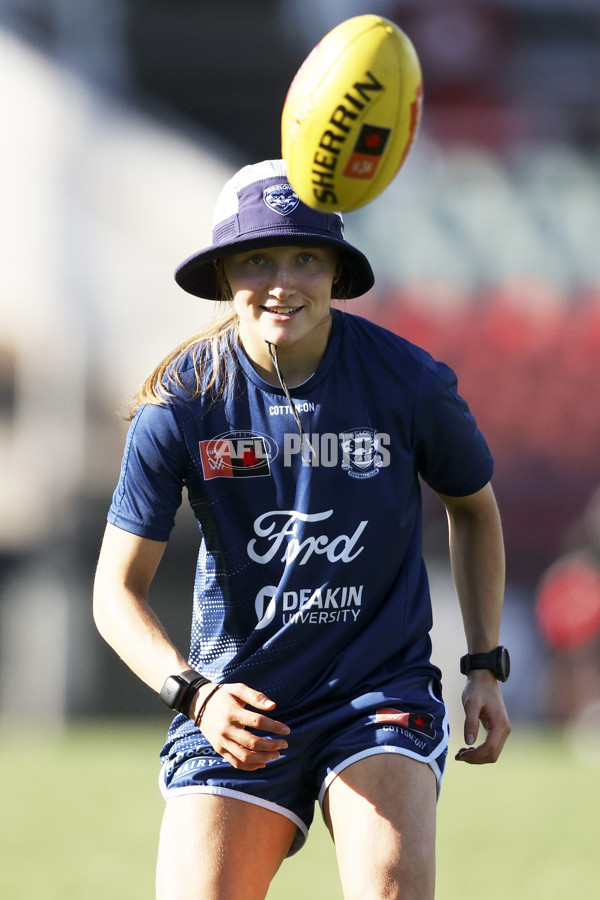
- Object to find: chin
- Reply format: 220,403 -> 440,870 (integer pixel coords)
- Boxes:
262,327 -> 302,347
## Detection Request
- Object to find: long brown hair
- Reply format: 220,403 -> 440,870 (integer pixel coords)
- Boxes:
127,262 -> 238,419
127,308 -> 239,419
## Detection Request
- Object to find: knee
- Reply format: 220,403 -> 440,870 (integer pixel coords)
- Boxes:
347,876 -> 434,900
340,847 -> 435,900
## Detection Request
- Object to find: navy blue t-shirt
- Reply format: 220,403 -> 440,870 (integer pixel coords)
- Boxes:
109,309 -> 492,743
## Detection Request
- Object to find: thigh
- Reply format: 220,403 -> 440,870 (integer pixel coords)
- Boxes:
156,793 -> 297,900
323,753 -> 437,900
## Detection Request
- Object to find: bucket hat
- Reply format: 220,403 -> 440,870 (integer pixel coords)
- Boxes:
175,159 -> 374,300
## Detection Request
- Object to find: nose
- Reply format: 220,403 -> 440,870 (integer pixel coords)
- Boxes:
268,261 -> 296,299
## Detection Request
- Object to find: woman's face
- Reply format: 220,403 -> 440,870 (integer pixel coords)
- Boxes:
223,245 -> 339,368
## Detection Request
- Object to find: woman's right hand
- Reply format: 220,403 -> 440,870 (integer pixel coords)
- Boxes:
190,682 -> 290,771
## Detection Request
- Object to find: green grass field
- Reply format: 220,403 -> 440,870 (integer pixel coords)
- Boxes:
1,721 -> 597,898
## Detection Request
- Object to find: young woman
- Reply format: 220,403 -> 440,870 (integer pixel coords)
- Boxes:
93,159 -> 511,900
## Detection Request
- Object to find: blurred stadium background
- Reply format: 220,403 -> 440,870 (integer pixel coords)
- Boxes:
1,0 -> 600,765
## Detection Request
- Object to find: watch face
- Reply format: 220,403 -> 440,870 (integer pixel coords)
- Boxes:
160,676 -> 187,708
497,647 -> 510,681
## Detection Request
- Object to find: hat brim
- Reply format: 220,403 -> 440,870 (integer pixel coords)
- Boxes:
175,233 -> 374,301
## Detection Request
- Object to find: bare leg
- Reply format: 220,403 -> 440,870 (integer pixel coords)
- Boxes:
324,754 -> 437,900
156,793 -> 298,900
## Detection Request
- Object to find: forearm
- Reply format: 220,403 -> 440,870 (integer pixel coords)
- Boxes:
437,484 -> 511,763
93,524 -> 189,694
438,484 -> 505,652
93,582 -> 189,693
93,529 -> 291,769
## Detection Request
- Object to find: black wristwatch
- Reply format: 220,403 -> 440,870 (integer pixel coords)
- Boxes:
159,669 -> 210,717
460,646 -> 510,682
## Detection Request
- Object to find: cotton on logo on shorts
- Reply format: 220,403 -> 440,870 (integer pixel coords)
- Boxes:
375,708 -> 435,738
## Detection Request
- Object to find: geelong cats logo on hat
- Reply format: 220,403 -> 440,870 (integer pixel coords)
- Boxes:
263,184 -> 300,216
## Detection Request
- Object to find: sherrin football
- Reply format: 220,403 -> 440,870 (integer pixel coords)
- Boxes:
282,15 -> 423,213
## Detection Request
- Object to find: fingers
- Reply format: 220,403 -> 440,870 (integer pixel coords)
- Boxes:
455,720 -> 510,764
228,684 -> 291,735
219,728 -> 288,771
195,682 -> 291,771
462,704 -> 481,751
455,674 -> 511,765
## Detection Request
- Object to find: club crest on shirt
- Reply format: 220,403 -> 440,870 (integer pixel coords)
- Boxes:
263,184 -> 300,216
199,431 -> 277,480
339,428 -> 389,479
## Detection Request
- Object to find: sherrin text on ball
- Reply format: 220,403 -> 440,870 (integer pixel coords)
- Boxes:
281,15 -> 423,212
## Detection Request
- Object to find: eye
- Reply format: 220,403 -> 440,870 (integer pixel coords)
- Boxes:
298,252 -> 316,264
247,254 -> 266,266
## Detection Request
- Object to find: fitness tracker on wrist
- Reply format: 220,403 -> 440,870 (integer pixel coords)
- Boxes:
460,646 -> 510,682
159,669 -> 211,717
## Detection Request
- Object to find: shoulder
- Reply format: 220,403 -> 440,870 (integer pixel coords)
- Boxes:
127,399 -> 184,448
339,310 -> 450,380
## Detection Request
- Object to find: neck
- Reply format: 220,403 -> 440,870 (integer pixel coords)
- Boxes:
239,317 -> 333,387
245,350 -> 314,387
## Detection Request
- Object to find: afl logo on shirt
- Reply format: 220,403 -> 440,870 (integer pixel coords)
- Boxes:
340,428 -> 389,479
199,431 -> 277,480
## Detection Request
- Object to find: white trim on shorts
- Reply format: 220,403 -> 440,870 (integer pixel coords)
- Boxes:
158,761 -> 309,843
317,682 -> 450,808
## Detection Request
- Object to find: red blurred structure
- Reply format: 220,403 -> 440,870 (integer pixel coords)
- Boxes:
349,284 -> 600,583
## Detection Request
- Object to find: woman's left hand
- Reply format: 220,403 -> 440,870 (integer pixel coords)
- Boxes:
455,669 -> 511,764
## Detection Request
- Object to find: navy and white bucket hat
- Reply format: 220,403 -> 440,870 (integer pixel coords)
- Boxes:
175,159 -> 374,301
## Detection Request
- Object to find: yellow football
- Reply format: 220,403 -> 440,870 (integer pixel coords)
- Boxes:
281,15 -> 423,213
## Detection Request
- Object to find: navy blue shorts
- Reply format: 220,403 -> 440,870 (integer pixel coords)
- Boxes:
159,673 -> 449,856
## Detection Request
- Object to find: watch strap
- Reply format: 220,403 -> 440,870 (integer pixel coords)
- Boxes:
179,674 -> 211,718
460,646 -> 510,682
462,652 -> 496,670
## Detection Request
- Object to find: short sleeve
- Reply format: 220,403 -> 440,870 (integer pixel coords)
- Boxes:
413,359 -> 493,497
108,403 -> 188,541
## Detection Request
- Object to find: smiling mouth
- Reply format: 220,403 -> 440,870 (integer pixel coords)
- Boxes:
263,306 -> 301,317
